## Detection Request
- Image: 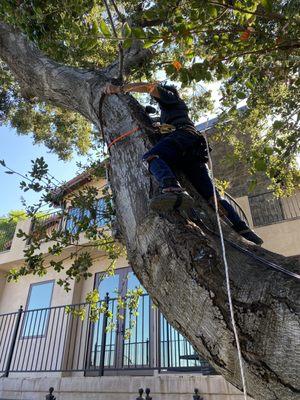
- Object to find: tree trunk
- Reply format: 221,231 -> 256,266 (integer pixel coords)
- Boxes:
102,95 -> 300,400
1,21 -> 299,400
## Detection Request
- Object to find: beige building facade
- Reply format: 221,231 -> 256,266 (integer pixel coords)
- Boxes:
0,169 -> 299,399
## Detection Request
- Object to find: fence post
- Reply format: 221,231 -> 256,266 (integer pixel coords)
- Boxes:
193,388 -> 203,400
46,387 -> 56,400
4,305 -> 23,377
99,293 -> 109,377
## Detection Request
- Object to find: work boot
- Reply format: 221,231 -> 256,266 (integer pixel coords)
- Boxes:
150,187 -> 194,212
232,221 -> 263,245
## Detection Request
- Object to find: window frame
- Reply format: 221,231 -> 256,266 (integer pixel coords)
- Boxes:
20,280 -> 55,339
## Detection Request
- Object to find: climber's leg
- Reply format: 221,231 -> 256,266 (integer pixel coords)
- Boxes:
182,161 -> 263,245
142,133 -> 194,211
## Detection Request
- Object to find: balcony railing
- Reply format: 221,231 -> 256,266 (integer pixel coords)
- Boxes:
28,199 -> 109,244
28,211 -> 63,243
0,294 -> 216,376
249,191 -> 300,227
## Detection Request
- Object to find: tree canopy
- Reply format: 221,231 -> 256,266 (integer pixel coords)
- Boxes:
0,0 -> 299,191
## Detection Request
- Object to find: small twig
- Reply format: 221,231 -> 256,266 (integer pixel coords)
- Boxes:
102,0 -> 118,38
0,162 -> 57,188
215,42 -> 300,62
109,0 -> 126,23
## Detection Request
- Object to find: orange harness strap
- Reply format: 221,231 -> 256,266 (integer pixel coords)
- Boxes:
108,126 -> 141,149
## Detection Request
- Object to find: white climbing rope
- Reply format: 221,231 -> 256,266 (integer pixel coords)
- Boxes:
203,132 -> 248,400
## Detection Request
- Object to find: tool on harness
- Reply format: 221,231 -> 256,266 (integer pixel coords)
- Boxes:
155,123 -> 176,135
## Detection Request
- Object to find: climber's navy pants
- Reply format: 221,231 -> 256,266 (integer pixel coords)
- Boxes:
142,130 -> 242,226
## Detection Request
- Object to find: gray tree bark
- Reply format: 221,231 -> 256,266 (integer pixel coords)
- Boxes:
0,21 -> 299,400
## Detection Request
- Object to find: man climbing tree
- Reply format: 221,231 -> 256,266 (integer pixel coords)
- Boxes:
105,81 -> 263,244
0,1 -> 299,399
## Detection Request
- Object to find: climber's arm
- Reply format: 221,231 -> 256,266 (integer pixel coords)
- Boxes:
104,82 -> 161,98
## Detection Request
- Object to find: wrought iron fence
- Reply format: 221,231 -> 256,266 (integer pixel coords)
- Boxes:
249,191 -> 300,227
0,294 -> 216,376
159,315 -> 213,374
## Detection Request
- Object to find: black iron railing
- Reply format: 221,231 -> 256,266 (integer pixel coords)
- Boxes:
249,191 -> 300,227
28,211 -> 63,243
0,294 -> 216,376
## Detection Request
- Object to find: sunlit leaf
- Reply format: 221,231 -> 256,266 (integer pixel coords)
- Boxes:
99,20 -> 111,38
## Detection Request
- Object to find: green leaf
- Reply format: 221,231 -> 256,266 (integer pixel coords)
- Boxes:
190,63 -> 205,81
254,158 -> 267,171
165,64 -> 177,77
99,20 -> 111,37
131,27 -> 144,39
273,120 -> 284,129
248,179 -> 257,192
261,0 -> 272,12
245,81 -> 254,90
123,22 -> 131,38
143,39 -> 158,49
123,38 -> 133,49
264,146 -> 273,156
236,91 -> 247,99
208,5 -> 218,18
180,68 -> 192,86
143,9 -> 158,20
276,138 -> 285,148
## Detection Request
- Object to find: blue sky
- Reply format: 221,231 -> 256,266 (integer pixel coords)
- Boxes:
0,125 -> 86,216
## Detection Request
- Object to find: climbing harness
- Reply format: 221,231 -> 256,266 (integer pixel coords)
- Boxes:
203,132 -> 248,400
107,123 -> 177,149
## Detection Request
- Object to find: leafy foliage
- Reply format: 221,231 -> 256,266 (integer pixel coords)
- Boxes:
0,0 -> 299,185
0,210 -> 27,252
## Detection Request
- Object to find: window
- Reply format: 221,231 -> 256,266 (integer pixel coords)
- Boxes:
90,268 -> 210,372
65,198 -> 109,234
22,281 -> 54,338
65,207 -> 81,234
96,198 -> 109,227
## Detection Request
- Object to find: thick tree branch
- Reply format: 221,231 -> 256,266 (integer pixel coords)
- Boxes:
0,21 -> 151,125
0,21 -> 108,123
